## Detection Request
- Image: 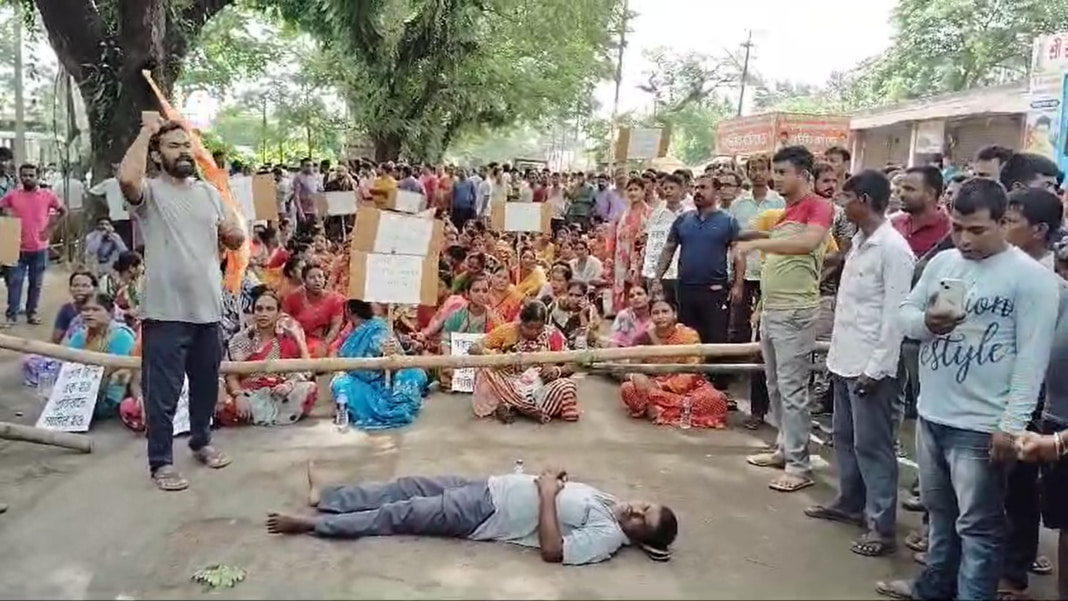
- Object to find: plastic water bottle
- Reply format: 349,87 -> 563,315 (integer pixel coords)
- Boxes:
335,396 -> 349,431
513,459 -> 525,474
36,364 -> 58,402
679,397 -> 692,430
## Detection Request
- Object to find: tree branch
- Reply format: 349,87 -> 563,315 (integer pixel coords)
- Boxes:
118,0 -> 167,74
182,0 -> 233,29
33,0 -> 105,80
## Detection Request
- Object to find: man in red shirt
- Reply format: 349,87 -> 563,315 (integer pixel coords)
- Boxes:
0,163 -> 66,326
892,166 -> 949,258
735,146 -> 834,493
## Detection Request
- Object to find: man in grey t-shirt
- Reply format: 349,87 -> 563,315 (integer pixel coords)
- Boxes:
266,463 -> 678,565
118,114 -> 245,492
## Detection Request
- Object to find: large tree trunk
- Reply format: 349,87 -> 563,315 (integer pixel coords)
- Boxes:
34,0 -> 232,204
373,132 -> 403,163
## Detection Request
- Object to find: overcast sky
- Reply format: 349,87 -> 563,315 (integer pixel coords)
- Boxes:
594,0 -> 898,116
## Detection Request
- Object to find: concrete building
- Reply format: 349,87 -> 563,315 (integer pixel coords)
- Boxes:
849,81 -> 1028,170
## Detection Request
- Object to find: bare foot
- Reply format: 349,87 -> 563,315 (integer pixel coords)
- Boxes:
266,512 -> 316,535
306,460 -> 328,507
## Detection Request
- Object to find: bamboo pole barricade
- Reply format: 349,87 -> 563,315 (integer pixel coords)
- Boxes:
0,333 -> 831,375
0,421 -> 93,453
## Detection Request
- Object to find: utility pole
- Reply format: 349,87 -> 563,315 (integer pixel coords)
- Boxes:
13,1 -> 27,163
736,29 -> 753,117
607,0 -> 629,174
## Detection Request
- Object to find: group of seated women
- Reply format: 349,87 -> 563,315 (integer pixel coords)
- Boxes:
22,214 -> 731,433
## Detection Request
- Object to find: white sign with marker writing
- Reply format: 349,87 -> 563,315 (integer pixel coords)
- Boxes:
504,203 -> 544,232
374,211 -> 435,256
394,190 -> 425,214
449,333 -> 484,393
363,253 -> 426,304
627,128 -> 662,160
173,377 -> 192,436
36,362 -> 104,432
323,191 -> 358,216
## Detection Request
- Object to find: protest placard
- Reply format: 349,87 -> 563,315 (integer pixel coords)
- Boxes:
36,362 -> 104,432
314,191 -> 359,216
490,202 -> 551,233
614,126 -> 672,161
373,188 -> 426,214
448,333 -> 484,392
350,206 -> 443,256
174,377 -> 192,436
348,250 -> 438,305
0,216 -> 19,266
229,175 -> 254,222
252,173 -> 277,221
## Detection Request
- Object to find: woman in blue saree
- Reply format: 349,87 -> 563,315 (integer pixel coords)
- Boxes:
330,299 -> 428,430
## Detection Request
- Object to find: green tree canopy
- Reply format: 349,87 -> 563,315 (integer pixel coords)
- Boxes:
260,0 -> 621,161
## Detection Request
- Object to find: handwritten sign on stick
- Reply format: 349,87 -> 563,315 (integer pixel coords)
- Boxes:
490,202 -> 550,233
448,333 -> 484,392
350,206 -> 443,256
36,362 -> 104,432
0,216 -> 20,266
314,191 -> 359,216
251,174 -> 277,221
348,250 -> 439,305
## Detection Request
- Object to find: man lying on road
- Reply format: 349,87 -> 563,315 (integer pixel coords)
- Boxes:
267,462 -> 677,565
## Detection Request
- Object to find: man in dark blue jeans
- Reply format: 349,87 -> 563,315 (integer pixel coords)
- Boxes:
878,178 -> 1059,600
653,173 -> 743,388
119,114 -> 245,491
0,162 -> 65,326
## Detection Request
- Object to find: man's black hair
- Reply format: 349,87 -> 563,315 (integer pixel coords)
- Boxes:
842,169 -> 891,214
905,165 -> 945,198
771,145 -> 815,175
825,145 -> 851,163
954,177 -> 1009,221
1008,188 -> 1064,243
999,152 -> 1060,190
975,144 -> 1014,164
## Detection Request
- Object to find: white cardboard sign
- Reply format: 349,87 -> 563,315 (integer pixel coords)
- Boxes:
449,333 -> 484,393
363,253 -> 428,305
374,211 -> 435,255
505,203 -> 544,232
36,362 -> 104,432
394,190 -> 425,214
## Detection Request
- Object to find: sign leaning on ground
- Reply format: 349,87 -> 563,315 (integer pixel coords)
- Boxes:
449,333 -> 485,393
36,362 -> 104,432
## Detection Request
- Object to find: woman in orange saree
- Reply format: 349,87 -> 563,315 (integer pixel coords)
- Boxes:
468,301 -> 579,424
487,264 -> 522,322
281,263 -> 345,357
620,299 -> 728,429
604,177 -> 651,316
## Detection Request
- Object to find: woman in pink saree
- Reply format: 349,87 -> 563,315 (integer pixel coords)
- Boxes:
604,177 -> 651,316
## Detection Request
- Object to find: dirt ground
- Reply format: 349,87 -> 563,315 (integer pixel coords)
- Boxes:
0,269 -> 1059,600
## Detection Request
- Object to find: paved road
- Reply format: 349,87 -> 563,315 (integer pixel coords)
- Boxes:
0,268 -> 1056,600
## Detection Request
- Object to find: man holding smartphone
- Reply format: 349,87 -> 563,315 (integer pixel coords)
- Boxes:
879,178 -> 1059,601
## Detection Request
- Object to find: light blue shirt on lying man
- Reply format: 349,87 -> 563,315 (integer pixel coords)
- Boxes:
898,247 -> 1060,434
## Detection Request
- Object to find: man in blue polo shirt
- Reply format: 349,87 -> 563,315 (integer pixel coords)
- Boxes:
450,168 -> 478,229
654,174 -> 743,357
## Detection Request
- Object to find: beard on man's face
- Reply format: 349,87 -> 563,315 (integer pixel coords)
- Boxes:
162,154 -> 196,178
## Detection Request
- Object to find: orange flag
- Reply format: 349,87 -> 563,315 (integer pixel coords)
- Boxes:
141,70 -> 249,293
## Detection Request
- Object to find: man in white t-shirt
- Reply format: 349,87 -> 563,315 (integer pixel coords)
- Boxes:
643,174 -> 693,308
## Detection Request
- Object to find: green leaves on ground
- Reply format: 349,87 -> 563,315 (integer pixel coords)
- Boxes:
192,564 -> 247,589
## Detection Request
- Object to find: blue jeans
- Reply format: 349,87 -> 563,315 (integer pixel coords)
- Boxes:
913,418 -> 1008,601
830,375 -> 899,537
5,249 -> 47,320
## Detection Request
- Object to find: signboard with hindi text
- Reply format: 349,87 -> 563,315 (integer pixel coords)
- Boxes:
490,202 -> 551,233
348,250 -> 439,305
350,206 -> 443,256
0,216 -> 19,266
1026,33 -> 1068,171
36,362 -> 104,432
448,333 -> 484,393
715,112 -> 850,156
314,191 -> 359,216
